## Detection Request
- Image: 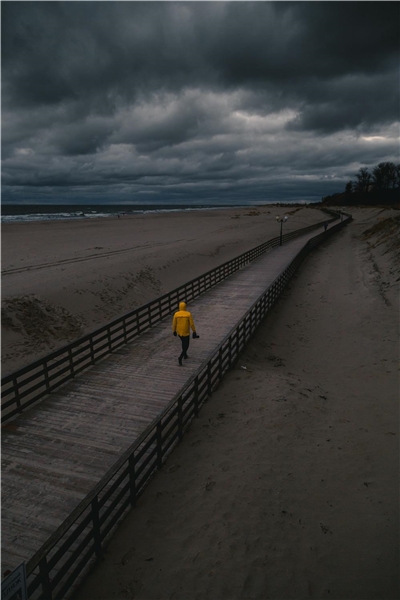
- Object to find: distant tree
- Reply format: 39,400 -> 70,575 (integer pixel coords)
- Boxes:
395,164 -> 400,188
354,167 -> 371,193
372,162 -> 398,190
345,181 -> 353,194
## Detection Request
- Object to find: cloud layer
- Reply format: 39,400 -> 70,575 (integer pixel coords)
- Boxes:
2,1 -> 399,204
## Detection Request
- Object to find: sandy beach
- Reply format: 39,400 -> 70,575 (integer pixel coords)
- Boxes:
69,206 -> 399,600
1,205 -> 322,375
1,205 -> 399,599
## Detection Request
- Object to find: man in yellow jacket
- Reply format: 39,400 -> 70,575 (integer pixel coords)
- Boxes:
172,301 -> 199,366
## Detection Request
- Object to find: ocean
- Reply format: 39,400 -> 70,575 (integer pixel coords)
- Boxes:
0,203 -> 261,224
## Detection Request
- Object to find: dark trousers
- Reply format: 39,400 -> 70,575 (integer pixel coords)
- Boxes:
179,335 -> 190,359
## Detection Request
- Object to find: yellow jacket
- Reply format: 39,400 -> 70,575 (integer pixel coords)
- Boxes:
172,302 -> 196,337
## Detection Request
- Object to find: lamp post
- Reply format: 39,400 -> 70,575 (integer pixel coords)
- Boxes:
276,215 -> 288,246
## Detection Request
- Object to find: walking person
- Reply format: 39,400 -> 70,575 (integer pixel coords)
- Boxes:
324,221 -> 328,231
172,301 -> 199,366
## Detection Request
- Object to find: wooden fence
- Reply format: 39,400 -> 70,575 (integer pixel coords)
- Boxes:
1,215 -> 338,423
19,214 -> 351,599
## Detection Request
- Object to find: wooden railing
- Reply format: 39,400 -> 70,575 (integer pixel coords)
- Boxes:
20,214 -> 351,600
1,215 -> 338,423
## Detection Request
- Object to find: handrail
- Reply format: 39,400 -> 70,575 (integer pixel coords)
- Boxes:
14,214 -> 351,600
1,213 -> 339,423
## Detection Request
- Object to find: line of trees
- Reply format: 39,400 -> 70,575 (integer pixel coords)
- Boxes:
345,162 -> 400,194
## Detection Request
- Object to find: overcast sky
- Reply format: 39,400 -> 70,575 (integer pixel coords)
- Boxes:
2,1 -> 399,205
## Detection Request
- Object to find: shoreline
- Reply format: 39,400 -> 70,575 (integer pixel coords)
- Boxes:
1,202 -> 320,225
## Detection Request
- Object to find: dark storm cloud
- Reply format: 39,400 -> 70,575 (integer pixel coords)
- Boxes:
286,71 -> 399,133
2,1 -> 399,204
3,2 -> 398,111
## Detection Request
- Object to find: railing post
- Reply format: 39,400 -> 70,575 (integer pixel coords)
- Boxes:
107,326 -> 112,351
218,347 -> 223,380
158,299 -> 162,321
244,314 -> 249,342
207,362 -> 212,397
136,312 -> 141,335
43,361 -> 51,393
91,496 -> 103,559
68,348 -> 75,377
90,337 -> 95,363
123,319 -> 128,344
261,294 -> 265,319
39,556 -> 52,600
228,336 -> 232,369
13,377 -> 22,413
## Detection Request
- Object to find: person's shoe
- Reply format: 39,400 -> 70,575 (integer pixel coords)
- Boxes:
178,357 -> 183,366
184,354 -> 189,359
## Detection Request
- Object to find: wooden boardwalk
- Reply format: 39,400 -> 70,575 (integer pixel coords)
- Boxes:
1,226 -> 327,574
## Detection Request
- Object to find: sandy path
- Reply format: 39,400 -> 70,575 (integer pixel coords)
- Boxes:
74,209 -> 399,600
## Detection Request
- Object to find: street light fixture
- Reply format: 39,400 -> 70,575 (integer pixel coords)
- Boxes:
276,215 -> 288,246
